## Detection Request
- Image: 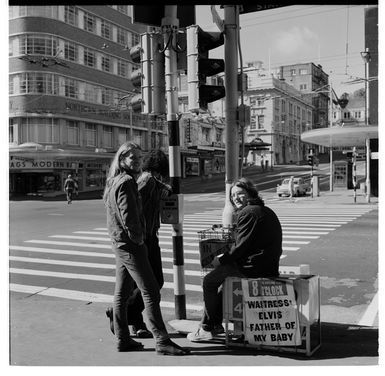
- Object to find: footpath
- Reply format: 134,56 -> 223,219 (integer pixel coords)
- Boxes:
8,188 -> 379,367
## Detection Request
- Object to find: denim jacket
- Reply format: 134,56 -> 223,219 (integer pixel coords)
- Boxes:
105,172 -> 146,248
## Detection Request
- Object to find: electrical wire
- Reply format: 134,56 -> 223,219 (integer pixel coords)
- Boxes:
240,5 -> 361,29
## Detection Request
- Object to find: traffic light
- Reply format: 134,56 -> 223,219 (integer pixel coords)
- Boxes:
186,25 -> 225,113
307,155 -> 314,166
129,37 -> 146,113
149,32 -> 165,115
129,32 -> 165,114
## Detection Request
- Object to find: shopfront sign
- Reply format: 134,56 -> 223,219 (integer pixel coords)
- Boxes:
242,278 -> 301,346
10,156 -> 71,170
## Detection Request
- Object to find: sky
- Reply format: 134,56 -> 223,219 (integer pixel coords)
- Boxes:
195,5 -> 371,96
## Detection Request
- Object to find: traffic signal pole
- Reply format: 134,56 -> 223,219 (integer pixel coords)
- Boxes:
222,5 -> 240,228
161,6 -> 186,319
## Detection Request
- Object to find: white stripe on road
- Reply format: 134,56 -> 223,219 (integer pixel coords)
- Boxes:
9,256 -> 115,269
25,240 -> 111,249
10,245 -> 114,258
9,283 -> 204,311
10,268 -> 203,291
10,252 -> 201,267
50,235 -> 110,241
281,224 -> 340,228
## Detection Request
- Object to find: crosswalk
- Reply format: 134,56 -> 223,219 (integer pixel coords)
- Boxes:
10,201 -> 375,313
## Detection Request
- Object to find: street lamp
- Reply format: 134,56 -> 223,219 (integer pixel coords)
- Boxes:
361,47 -> 371,203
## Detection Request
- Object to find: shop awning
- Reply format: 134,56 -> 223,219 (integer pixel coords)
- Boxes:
9,144 -> 115,160
244,138 -> 271,150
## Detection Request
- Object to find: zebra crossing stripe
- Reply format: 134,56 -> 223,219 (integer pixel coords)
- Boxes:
9,269 -> 203,292
25,240 -> 111,249
10,245 -> 114,258
9,283 -> 204,311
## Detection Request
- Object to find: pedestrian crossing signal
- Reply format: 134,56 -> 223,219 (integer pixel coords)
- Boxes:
307,155 -> 314,166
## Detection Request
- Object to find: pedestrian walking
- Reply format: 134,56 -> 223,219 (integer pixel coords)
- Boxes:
103,141 -> 189,355
187,177 -> 282,342
64,174 -> 76,204
288,175 -> 295,198
106,149 -> 172,338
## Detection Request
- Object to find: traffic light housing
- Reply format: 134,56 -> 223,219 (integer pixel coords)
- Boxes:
307,155 -> 314,166
129,41 -> 145,113
186,25 -> 225,113
129,32 -> 165,114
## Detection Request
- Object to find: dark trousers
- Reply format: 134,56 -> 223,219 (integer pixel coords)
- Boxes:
66,189 -> 73,202
200,263 -> 246,331
113,242 -> 169,343
126,233 -> 164,328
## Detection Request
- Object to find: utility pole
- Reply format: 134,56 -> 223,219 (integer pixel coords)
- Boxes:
161,6 -> 186,319
222,5 -> 240,228
352,146 -> 357,203
329,80 -> 333,192
362,47 -> 371,203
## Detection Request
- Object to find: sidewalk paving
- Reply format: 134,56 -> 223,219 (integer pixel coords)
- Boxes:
9,293 -> 378,366
8,187 -> 379,367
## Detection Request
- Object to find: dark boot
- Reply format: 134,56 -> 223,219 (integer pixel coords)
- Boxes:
156,339 -> 190,356
117,337 -> 144,352
105,307 -> 114,335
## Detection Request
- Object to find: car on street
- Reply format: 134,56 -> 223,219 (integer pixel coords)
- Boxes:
277,176 -> 309,197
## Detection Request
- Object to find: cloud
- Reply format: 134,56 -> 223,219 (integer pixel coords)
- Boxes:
272,26 -> 319,56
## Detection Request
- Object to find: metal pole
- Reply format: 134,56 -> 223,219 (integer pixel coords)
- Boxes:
329,80 -> 333,192
364,53 -> 371,203
162,5 -> 186,319
352,146 -> 357,203
222,5 -> 239,228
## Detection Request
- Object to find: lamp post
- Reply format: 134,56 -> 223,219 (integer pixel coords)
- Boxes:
360,48 -> 371,203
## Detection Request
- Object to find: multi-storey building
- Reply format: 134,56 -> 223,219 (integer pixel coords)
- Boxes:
210,64 -> 313,167
9,5 -> 168,197
277,62 -> 329,129
243,68 -> 313,166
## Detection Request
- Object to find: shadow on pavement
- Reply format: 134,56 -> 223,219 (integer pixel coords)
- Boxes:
174,323 -> 378,361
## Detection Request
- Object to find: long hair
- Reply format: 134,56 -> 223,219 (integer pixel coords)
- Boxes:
229,177 -> 264,207
142,149 -> 169,178
103,141 -> 141,203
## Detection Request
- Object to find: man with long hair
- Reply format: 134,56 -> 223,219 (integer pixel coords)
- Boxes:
103,142 -> 189,355
187,177 -> 282,342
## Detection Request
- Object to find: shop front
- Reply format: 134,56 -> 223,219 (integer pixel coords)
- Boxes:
9,145 -> 113,198
184,145 -> 225,177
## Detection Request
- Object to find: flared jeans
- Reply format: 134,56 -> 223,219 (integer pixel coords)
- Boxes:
112,242 -> 169,344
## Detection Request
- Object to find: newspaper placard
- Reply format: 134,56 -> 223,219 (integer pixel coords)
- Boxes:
242,278 -> 301,346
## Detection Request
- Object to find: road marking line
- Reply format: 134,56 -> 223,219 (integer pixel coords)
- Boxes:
9,283 -> 204,310
50,235 -> 110,241
358,292 -> 378,327
25,240 -> 111,249
9,257 -> 203,275
9,256 -> 114,269
9,269 -> 203,291
10,245 -> 113,258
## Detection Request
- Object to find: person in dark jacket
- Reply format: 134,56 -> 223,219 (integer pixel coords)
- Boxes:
64,174 -> 75,204
103,141 -> 189,355
106,150 -> 172,338
187,177 -> 282,342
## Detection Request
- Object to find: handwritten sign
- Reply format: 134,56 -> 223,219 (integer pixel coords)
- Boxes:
242,278 -> 301,346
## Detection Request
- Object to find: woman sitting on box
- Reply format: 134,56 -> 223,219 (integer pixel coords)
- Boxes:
187,177 -> 283,342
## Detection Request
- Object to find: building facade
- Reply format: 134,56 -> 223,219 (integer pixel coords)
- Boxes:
9,5 -> 167,197
243,70 -> 313,166
277,62 -> 329,129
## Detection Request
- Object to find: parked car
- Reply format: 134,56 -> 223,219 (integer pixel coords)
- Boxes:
276,177 -> 309,197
